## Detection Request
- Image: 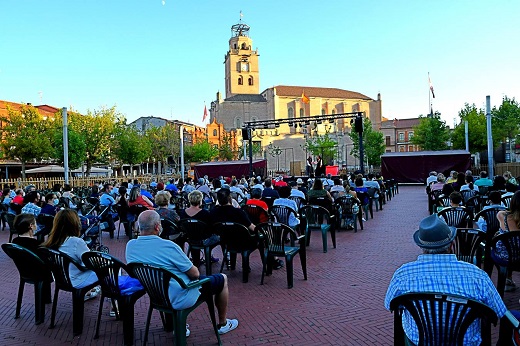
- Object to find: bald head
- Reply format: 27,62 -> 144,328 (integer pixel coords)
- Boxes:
137,210 -> 161,235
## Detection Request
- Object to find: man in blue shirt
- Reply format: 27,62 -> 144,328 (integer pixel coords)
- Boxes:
165,179 -> 179,196
99,183 -> 116,207
384,214 -> 506,346
140,184 -> 154,200
126,210 -> 239,336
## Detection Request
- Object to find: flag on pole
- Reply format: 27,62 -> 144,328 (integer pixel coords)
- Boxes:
301,90 -> 310,104
429,74 -> 435,98
202,105 -> 208,122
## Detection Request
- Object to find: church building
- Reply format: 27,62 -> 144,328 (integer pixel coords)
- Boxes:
210,21 -> 383,174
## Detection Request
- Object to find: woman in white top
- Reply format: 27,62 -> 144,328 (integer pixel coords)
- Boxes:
43,209 -> 100,299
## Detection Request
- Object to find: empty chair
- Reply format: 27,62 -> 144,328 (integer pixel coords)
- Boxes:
82,251 -> 145,345
38,247 -> 99,336
127,263 -> 222,346
256,222 -> 307,288
389,293 -> 498,345
214,222 -> 264,283
2,243 -> 52,325
301,205 -> 336,253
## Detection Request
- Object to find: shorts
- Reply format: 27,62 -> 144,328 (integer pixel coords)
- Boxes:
199,274 -> 225,296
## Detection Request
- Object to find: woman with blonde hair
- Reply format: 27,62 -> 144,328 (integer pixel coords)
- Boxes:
43,209 -> 100,300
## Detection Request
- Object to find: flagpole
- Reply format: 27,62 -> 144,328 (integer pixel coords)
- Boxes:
428,72 -> 431,117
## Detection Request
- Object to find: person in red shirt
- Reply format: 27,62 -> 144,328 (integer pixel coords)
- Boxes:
246,188 -> 268,211
12,189 -> 24,205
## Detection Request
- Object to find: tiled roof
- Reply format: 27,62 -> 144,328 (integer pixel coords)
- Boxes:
224,94 -> 267,102
272,85 -> 373,100
381,117 -> 421,129
0,100 -> 57,118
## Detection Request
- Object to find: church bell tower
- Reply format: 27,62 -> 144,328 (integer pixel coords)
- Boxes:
224,21 -> 260,98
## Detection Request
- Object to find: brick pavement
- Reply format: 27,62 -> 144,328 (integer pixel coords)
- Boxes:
0,185 -> 517,345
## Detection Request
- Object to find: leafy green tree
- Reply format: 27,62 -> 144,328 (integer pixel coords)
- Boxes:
218,132 -> 238,161
348,117 -> 386,166
52,128 -> 87,170
304,132 -> 337,165
184,139 -> 218,163
112,125 -> 151,168
410,112 -> 450,151
492,96 -> 520,162
0,104 -> 54,179
145,123 -> 180,168
238,141 -> 262,159
70,106 -> 121,175
452,103 -> 501,153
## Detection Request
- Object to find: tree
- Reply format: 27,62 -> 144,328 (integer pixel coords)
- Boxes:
304,132 -> 337,165
348,117 -> 386,166
0,104 -> 54,179
218,132 -> 238,161
70,106 -> 121,175
112,125 -> 151,168
184,139 -> 218,163
451,103 -> 501,153
492,96 -> 520,162
410,112 -> 450,151
145,123 -> 180,170
49,111 -> 87,170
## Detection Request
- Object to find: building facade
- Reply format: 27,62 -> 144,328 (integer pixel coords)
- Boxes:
210,21 -> 383,174
380,118 -> 421,153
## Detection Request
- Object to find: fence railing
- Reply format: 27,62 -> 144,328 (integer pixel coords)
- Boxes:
0,175 -> 169,190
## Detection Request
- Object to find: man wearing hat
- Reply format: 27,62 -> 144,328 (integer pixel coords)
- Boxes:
296,178 -> 308,196
384,214 -> 506,345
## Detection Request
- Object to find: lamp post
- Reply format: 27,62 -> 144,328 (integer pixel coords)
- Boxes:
62,107 -> 69,184
180,125 -> 185,179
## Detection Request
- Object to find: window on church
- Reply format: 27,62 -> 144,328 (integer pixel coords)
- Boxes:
386,136 -> 391,146
321,109 -> 326,115
236,118 -> 242,128
248,76 -> 253,85
300,108 -> 304,117
234,43 -> 237,49
241,43 -> 246,49
288,107 -> 294,118
213,129 -> 217,136
238,76 -> 243,85
332,109 -> 336,115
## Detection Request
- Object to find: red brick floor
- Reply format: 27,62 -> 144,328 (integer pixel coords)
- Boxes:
0,185 -> 518,345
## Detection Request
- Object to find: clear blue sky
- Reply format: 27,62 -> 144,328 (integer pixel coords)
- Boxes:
2,1 -> 519,128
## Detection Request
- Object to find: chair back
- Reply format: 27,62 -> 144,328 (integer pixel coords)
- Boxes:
261,196 -> 275,210
490,232 -> 520,271
335,195 -> 359,216
214,222 -> 257,252
126,263 -> 186,312
5,213 -> 16,230
301,205 -> 330,228
460,190 -> 476,203
308,197 -> 333,212
256,222 -> 297,255
288,196 -> 306,212
270,205 -> 297,227
9,203 -> 22,215
242,204 -> 269,225
160,218 -> 182,240
389,293 -> 497,346
452,228 -> 486,265
2,243 -> 50,282
129,204 -> 148,220
503,196 -> 512,209
38,247 -> 80,291
178,219 -> 212,245
37,213 -> 55,231
437,207 -> 473,228
82,251 -> 126,297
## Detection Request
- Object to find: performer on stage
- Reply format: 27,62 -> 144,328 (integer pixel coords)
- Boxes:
315,155 -> 323,177
306,155 -> 314,176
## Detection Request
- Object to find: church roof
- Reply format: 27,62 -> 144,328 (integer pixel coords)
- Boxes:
272,85 -> 373,100
224,94 -> 267,102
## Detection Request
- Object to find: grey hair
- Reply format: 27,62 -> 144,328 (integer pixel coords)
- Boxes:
422,244 -> 451,254
137,210 -> 161,235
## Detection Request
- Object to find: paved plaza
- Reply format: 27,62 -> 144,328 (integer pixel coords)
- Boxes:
0,185 -> 517,345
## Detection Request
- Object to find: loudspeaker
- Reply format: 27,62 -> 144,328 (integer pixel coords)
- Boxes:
242,128 -> 250,140
355,117 -> 363,133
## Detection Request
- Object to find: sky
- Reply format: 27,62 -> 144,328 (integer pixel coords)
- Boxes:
1,1 -> 519,128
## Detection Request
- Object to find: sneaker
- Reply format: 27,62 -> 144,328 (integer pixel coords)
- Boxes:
84,290 -> 99,301
218,319 -> 239,335
506,279 -> 517,292
362,218 -> 367,222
